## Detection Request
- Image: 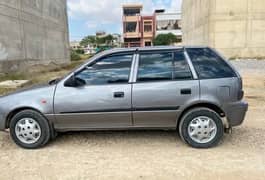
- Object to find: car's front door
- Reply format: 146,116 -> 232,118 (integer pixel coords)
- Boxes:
132,49 -> 199,128
53,53 -> 134,130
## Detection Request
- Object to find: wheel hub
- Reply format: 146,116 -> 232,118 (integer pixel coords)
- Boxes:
15,118 -> 41,144
188,116 -> 217,144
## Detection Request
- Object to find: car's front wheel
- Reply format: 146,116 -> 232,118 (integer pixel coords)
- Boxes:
179,107 -> 224,148
9,110 -> 51,149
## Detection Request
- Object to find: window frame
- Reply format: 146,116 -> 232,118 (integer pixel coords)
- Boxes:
74,52 -> 135,86
172,49 -> 194,81
134,49 -> 194,84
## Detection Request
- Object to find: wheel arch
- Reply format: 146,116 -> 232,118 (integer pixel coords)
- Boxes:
177,102 -> 225,129
5,107 -> 45,129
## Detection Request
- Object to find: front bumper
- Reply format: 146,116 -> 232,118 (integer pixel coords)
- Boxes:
225,101 -> 248,127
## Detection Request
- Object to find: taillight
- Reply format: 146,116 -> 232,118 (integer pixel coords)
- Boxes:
238,90 -> 244,100
237,77 -> 244,100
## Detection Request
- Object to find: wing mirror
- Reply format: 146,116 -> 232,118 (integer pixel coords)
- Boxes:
64,74 -> 86,87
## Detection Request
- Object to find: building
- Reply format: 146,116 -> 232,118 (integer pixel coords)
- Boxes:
0,0 -> 70,73
122,4 -> 183,47
96,31 -> 107,38
155,10 -> 182,42
182,0 -> 265,59
84,44 -> 96,55
70,41 -> 82,50
112,33 -> 122,47
122,4 -> 155,47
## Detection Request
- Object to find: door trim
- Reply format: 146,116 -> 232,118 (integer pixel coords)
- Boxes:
59,106 -> 180,114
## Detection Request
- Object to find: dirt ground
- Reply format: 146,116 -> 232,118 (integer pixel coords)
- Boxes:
0,64 -> 264,180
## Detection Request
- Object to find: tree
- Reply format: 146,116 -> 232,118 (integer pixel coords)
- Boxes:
103,35 -> 114,46
80,35 -> 115,47
153,33 -> 178,46
80,36 -> 96,47
70,50 -> 81,61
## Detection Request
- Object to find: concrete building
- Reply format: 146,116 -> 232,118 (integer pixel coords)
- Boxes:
122,4 -> 155,47
0,0 -> 70,73
182,0 -> 265,59
112,33 -> 122,47
70,41 -> 82,50
84,44 -> 96,55
155,10 -> 182,42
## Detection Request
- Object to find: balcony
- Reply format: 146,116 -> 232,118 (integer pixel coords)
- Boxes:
123,15 -> 141,22
123,32 -> 141,38
143,32 -> 153,38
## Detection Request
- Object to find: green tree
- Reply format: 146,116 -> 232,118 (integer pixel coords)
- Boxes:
70,50 -> 81,61
153,33 -> 178,46
80,35 -> 96,47
80,35 -> 115,47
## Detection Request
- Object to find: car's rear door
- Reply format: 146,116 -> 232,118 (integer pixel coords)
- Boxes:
132,49 -> 199,128
53,52 -> 134,130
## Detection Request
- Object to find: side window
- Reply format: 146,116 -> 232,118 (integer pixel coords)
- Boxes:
174,50 -> 193,80
187,48 -> 236,79
137,52 -> 173,82
76,54 -> 133,85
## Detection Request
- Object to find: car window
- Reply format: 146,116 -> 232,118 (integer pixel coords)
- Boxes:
76,54 -> 133,85
174,50 -> 193,80
186,48 -> 236,79
137,52 -> 173,82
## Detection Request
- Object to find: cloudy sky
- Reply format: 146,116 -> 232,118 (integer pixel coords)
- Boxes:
67,0 -> 182,41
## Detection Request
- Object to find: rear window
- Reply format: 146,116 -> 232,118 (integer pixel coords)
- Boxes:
186,48 -> 236,79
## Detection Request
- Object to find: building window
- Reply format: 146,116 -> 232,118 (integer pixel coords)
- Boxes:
157,20 -> 181,30
144,41 -> 152,46
144,22 -> 152,32
125,22 -> 137,33
123,8 -> 141,16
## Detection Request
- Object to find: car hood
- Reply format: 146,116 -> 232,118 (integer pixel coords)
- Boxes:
0,82 -> 57,123
0,82 -> 57,106
0,83 -> 53,98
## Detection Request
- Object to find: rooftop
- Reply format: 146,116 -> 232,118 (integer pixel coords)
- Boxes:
122,4 -> 143,9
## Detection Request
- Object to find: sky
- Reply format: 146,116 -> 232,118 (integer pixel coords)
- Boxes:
67,0 -> 182,41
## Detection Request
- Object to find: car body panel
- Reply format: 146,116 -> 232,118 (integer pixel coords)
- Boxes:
0,46 -> 248,132
0,84 -> 56,129
53,83 -> 133,129
132,80 -> 199,127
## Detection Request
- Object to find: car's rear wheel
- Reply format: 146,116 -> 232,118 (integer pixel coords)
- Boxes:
9,110 -> 51,149
179,107 -> 224,148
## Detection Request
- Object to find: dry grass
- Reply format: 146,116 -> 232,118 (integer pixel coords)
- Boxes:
0,60 -> 85,96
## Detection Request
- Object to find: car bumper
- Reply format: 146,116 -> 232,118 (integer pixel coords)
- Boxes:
0,113 -> 5,130
225,101 -> 248,127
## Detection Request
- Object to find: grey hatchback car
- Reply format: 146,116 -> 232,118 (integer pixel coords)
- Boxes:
0,46 -> 248,149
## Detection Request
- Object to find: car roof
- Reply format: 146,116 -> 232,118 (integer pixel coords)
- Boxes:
104,46 -> 209,54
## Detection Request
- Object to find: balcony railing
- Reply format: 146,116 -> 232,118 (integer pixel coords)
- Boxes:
123,15 -> 141,22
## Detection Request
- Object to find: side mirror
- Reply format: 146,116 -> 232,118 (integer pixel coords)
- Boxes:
49,78 -> 60,85
64,75 -> 86,87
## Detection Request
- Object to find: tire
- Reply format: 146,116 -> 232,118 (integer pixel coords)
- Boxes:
9,110 -> 51,149
179,107 -> 224,148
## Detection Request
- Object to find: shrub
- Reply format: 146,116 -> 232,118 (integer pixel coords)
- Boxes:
71,50 -> 81,61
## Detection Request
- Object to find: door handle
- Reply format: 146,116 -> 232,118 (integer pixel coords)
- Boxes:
181,88 -> 191,95
114,92 -> 124,98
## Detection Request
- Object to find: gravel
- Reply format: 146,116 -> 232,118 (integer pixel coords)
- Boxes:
231,59 -> 265,73
0,61 -> 264,180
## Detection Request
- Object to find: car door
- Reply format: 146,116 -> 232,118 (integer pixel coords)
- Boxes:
53,53 -> 134,130
132,49 -> 199,127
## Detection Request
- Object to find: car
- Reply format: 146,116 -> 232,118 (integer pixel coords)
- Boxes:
0,46 -> 248,149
